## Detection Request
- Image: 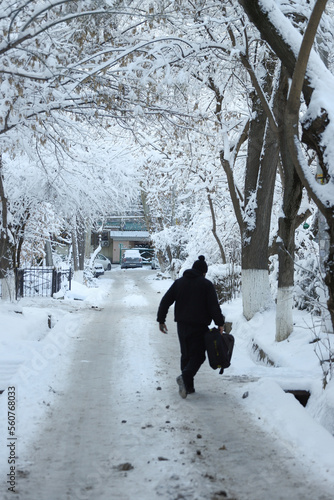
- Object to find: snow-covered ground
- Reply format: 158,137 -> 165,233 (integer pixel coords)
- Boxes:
0,266 -> 334,498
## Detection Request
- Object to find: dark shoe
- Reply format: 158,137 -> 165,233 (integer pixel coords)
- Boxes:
176,375 -> 187,399
187,388 -> 195,394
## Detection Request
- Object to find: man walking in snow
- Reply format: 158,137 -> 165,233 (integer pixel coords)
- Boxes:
157,255 -> 225,398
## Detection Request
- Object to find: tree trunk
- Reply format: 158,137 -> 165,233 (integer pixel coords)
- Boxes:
282,0 -> 334,333
324,223 -> 334,331
141,188 -> 153,234
318,210 -> 332,332
242,88 -> 278,319
207,193 -> 226,264
45,240 -> 54,267
85,227 -> 92,259
240,0 -> 334,332
275,68 -> 303,341
77,217 -> 86,271
0,153 -> 14,299
276,214 -> 297,342
1,271 -> 16,301
71,220 -> 79,273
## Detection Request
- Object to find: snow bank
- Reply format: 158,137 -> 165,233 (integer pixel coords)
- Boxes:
0,275 -> 113,472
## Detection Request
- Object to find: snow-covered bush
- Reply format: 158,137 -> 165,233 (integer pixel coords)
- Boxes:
294,223 -> 322,315
312,330 -> 334,388
207,263 -> 241,303
19,204 -> 66,267
83,261 -> 99,288
269,219 -> 323,316
294,255 -> 322,314
151,225 -> 188,272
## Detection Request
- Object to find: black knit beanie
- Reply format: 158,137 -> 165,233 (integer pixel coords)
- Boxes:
192,255 -> 208,274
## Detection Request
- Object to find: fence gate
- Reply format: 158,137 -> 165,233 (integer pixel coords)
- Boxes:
15,267 -> 72,299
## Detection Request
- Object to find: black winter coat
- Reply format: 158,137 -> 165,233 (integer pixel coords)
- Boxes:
157,269 -> 225,327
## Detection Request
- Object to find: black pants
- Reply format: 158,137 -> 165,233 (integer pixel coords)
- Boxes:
177,322 -> 207,391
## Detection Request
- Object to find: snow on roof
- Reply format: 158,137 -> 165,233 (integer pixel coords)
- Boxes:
109,230 -> 150,240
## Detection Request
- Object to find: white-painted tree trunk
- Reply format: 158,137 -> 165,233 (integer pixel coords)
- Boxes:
89,244 -> 102,268
85,227 -> 92,259
73,270 -> 84,285
317,283 -> 334,334
242,269 -> 273,320
276,286 -> 294,342
1,274 -> 16,302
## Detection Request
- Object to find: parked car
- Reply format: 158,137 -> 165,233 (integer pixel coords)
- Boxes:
151,256 -> 160,270
95,253 -> 112,271
138,248 -> 155,264
93,262 -> 105,277
121,249 -> 143,269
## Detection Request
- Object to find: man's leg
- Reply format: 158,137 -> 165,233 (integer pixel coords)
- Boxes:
183,329 -> 206,391
177,323 -> 206,393
177,323 -> 190,372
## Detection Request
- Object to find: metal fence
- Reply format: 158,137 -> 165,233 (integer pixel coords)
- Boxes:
15,267 -> 72,299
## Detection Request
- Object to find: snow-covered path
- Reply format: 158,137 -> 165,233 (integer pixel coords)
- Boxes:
9,270 -> 334,500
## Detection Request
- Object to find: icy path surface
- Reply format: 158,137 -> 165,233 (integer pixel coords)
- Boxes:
12,270 -> 334,499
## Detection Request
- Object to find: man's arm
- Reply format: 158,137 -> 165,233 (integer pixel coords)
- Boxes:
207,283 -> 225,329
157,282 -> 177,332
159,323 -> 168,334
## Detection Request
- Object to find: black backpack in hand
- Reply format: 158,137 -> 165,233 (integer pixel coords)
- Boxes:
204,327 -> 235,374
